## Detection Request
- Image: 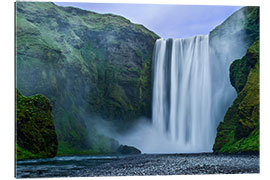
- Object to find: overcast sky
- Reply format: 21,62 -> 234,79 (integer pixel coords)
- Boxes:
54,2 -> 242,38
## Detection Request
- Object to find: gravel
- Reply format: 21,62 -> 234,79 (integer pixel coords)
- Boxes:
74,153 -> 259,177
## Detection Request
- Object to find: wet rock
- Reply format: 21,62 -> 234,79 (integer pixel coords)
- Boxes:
117,145 -> 141,154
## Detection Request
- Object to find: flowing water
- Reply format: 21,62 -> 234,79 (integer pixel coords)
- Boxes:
151,35 -> 236,152
16,155 -> 131,178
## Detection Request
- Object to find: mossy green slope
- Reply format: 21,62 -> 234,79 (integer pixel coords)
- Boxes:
213,41 -> 259,153
16,90 -> 58,160
16,2 -> 158,155
230,41 -> 259,93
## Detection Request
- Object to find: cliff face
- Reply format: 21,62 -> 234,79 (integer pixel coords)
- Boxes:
16,2 -> 159,155
213,41 -> 259,153
230,41 -> 260,93
208,6 -> 259,153
209,6 -> 259,60
16,2 -> 260,155
16,90 -> 58,160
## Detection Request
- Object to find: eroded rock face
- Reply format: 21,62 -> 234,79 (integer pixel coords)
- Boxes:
16,2 -> 159,155
213,41 -> 259,153
16,90 -> 58,160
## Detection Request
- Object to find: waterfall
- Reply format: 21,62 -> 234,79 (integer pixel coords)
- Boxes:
118,34 -> 239,153
152,35 -> 236,152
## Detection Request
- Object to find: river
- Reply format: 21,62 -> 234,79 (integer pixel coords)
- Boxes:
16,153 -> 259,178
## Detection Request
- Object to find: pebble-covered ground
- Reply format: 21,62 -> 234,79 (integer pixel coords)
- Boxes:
75,153 -> 259,177
16,153 -> 259,178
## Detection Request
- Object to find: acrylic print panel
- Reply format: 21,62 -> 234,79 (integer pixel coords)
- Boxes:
15,0 -> 259,178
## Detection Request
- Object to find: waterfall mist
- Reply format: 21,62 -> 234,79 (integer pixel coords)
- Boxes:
116,34 -> 242,153
117,36 -> 218,153
108,8 -> 252,153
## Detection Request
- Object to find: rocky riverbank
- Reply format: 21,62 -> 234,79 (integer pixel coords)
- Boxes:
75,153 -> 259,177
16,153 -> 259,178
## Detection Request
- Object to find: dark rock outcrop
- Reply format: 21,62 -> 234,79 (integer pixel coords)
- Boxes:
16,90 -> 58,160
117,145 -> 141,154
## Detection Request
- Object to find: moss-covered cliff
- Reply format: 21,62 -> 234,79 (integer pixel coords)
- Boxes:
16,2 -> 159,155
213,41 -> 259,153
16,90 -> 58,160
207,7 -> 259,138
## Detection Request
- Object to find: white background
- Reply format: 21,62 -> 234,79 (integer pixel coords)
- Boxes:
0,0 -> 269,179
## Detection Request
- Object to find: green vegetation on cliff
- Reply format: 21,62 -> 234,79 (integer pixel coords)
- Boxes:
213,41 -> 259,153
230,41 -> 259,93
16,2 -> 158,155
16,90 -> 58,160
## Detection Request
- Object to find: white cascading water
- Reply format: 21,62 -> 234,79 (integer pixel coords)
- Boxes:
117,33 -> 243,153
113,9 -> 250,153
152,35 -> 229,152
